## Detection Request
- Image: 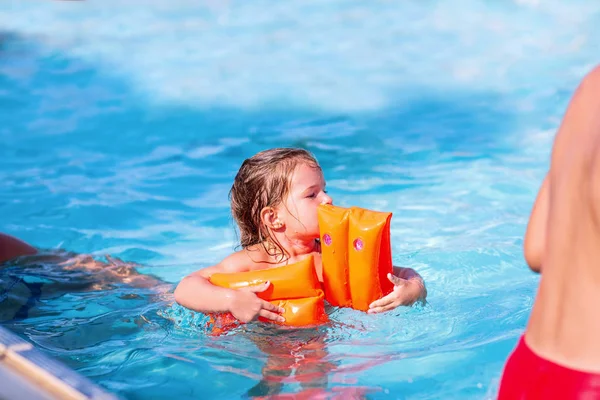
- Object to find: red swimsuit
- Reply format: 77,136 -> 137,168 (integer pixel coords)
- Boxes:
498,336 -> 600,399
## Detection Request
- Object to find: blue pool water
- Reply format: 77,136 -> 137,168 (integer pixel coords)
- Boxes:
1,1 -> 600,398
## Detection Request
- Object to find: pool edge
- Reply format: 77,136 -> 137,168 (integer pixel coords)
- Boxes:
0,326 -> 118,400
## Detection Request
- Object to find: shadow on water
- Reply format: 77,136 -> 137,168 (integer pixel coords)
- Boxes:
0,30 -> 521,399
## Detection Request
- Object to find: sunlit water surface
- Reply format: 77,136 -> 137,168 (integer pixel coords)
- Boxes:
1,1 -> 599,398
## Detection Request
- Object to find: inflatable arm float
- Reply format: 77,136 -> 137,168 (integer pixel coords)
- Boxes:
209,255 -> 326,327
318,204 -> 394,311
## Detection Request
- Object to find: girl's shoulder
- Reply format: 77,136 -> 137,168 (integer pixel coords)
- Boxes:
227,245 -> 277,272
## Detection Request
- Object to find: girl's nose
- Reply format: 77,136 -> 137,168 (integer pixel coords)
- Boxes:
321,193 -> 333,205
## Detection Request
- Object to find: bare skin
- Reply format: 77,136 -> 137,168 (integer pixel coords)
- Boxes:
523,65 -> 600,372
523,175 -> 549,273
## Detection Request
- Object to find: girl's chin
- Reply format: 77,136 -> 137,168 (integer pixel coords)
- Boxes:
297,234 -> 320,242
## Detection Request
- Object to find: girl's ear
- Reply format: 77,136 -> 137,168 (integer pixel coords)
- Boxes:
260,206 -> 285,230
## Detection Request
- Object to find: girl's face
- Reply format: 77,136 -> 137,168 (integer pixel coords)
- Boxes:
276,162 -> 332,241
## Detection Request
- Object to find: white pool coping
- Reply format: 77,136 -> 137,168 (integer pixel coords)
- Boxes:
0,326 -> 117,400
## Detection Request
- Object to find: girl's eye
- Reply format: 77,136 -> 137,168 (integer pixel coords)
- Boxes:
307,193 -> 316,198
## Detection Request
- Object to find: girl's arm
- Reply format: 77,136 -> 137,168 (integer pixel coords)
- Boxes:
174,264 -> 239,313
174,252 -> 285,323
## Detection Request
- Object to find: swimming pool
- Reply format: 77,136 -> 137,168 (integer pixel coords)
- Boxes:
1,1 -> 599,398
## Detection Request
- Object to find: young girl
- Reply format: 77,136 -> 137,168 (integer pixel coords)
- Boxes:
174,147 -> 427,323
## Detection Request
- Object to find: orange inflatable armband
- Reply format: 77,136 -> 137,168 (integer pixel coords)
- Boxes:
318,205 -> 394,311
317,204 -> 351,307
209,255 -> 327,327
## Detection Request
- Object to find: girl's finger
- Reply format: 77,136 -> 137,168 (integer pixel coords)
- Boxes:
259,309 -> 285,322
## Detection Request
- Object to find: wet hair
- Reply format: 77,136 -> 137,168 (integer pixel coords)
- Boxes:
229,148 -> 321,262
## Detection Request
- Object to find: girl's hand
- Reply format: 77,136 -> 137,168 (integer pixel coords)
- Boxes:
228,281 -> 286,323
367,273 -> 426,314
